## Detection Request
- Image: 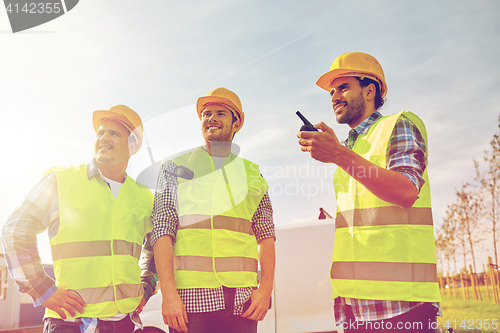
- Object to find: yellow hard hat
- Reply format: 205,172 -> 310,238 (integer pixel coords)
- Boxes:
196,87 -> 244,131
316,52 -> 387,98
92,105 -> 143,155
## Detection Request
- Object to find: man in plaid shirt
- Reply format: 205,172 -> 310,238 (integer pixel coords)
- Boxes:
2,105 -> 157,333
298,52 -> 441,332
151,87 -> 275,333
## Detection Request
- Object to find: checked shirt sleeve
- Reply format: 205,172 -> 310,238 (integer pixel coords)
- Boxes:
140,232 -> 158,303
150,160 -> 180,246
251,191 -> 275,242
387,114 -> 427,193
1,172 -> 58,306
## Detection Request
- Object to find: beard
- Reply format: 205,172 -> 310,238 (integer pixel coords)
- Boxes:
203,127 -> 233,143
336,92 -> 366,125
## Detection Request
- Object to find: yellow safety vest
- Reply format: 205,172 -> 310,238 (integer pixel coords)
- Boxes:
331,111 -> 441,302
45,164 -> 153,319
172,147 -> 268,289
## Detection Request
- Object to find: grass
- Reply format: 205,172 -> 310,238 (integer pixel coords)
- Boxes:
438,286 -> 500,332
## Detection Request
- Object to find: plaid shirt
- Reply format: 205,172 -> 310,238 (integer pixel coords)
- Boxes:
151,152 -> 275,315
334,111 -> 441,324
1,159 -> 157,308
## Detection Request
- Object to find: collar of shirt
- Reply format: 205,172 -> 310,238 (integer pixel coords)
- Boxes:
344,111 -> 383,148
87,158 -> 128,182
87,158 -> 101,180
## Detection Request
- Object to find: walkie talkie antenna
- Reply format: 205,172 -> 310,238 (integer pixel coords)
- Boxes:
296,111 -> 318,132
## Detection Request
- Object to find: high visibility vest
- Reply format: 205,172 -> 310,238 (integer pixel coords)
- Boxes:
172,147 -> 268,289
45,164 -> 153,319
331,111 -> 441,302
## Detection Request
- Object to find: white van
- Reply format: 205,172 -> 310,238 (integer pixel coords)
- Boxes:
138,219 -> 339,333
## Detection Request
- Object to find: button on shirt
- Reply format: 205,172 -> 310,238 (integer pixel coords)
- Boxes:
333,111 -> 441,324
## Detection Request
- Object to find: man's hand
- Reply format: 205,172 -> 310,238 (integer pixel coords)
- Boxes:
42,287 -> 87,319
135,297 -> 146,314
154,236 -> 188,331
240,288 -> 272,321
298,121 -> 419,207
161,291 -> 188,332
297,122 -> 347,164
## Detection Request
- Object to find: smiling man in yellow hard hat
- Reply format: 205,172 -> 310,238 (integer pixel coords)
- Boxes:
2,105 -> 157,333
151,88 -> 276,333
298,52 -> 441,332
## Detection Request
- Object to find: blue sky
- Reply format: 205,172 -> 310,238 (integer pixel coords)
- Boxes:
1,0 -> 499,271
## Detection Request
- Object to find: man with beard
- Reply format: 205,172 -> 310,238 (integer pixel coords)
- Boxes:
297,52 -> 441,332
151,87 -> 275,333
2,105 -> 156,332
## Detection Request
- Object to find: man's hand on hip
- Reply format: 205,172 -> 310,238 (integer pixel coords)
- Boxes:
42,287 -> 87,319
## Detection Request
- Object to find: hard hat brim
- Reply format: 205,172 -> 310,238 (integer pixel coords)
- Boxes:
316,69 -> 387,98
92,111 -> 137,133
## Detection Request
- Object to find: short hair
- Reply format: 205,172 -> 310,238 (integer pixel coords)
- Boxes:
231,112 -> 239,139
356,77 -> 385,110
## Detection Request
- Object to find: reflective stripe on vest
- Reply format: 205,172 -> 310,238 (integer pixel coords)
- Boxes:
172,148 -> 267,289
51,240 -> 142,260
330,262 -> 438,283
179,214 -> 254,235
71,284 -> 143,304
331,111 -> 440,302
175,256 -> 258,273
45,164 -> 153,319
335,206 -> 433,228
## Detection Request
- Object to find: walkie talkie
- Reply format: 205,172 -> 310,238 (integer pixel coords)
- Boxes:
296,111 -> 318,132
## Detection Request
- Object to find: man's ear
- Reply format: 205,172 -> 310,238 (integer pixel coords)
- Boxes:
232,118 -> 241,132
128,141 -> 139,156
364,83 -> 376,102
